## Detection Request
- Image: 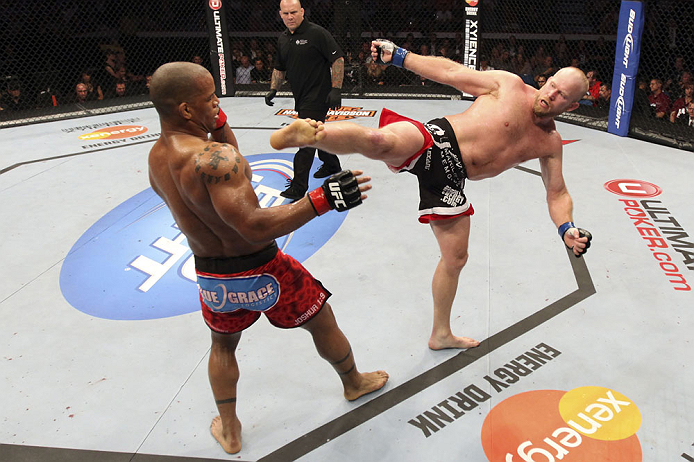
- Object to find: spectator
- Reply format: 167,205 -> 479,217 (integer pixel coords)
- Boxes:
535,73 -> 548,89
597,83 -> 612,110
479,56 -> 494,72
553,35 -> 569,67
365,62 -> 388,86
248,38 -> 264,60
580,70 -> 601,106
506,35 -> 518,57
35,82 -> 59,108
133,72 -> 154,96
235,55 -> 253,84
670,82 -> 694,123
633,77 -> 652,118
3,79 -> 31,111
425,32 -> 439,56
530,45 -> 547,70
191,55 -> 204,66
78,70 -> 103,100
673,101 -> 694,127
104,80 -> 129,99
494,49 -> 512,71
665,55 -> 687,94
533,55 -> 557,80
648,78 -> 671,119
574,40 -> 589,69
103,50 -> 118,80
673,71 -> 693,99
230,48 -> 243,80
70,83 -> 92,104
511,53 -> 532,76
250,58 -> 270,83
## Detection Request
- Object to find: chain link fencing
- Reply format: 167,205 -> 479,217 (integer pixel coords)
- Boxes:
0,0 -> 692,150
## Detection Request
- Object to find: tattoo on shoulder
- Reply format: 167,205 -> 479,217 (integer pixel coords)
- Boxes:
195,145 -> 242,184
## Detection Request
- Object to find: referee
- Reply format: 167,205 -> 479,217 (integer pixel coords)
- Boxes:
265,0 -> 345,201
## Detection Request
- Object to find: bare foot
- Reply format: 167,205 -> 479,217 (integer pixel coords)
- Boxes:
344,370 -> 389,401
428,334 -> 480,350
270,118 -> 325,150
210,415 -> 242,454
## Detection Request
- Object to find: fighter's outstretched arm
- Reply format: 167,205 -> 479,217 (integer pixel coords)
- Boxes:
539,152 -> 591,257
371,40 -> 503,97
191,143 -> 371,244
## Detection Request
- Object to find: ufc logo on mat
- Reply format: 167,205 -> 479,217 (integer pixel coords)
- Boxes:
329,183 -> 347,208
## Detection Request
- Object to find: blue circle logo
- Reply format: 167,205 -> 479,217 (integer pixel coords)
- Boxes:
59,153 -> 347,320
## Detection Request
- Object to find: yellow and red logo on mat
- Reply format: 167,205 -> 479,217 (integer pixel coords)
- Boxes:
78,125 -> 148,140
481,386 -> 642,461
275,106 -> 377,122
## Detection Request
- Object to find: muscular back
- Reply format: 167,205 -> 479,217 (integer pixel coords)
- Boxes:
446,74 -> 562,180
148,134 -> 265,258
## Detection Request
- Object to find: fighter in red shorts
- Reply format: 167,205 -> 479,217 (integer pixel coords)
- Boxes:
148,61 -> 388,455
195,241 -> 331,333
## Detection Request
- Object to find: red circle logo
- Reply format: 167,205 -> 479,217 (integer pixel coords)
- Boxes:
466,0 -> 479,5
481,387 -> 642,461
209,0 -> 222,10
604,179 -> 662,198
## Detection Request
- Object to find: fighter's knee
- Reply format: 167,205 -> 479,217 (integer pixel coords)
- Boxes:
443,250 -> 469,271
366,129 -> 395,157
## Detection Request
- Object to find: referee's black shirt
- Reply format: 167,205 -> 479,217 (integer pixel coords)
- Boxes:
275,20 -> 343,111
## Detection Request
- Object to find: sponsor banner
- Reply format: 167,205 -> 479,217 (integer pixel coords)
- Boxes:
275,106 -> 377,122
463,0 -> 480,72
59,153 -> 348,320
206,0 -> 234,97
608,1 -> 644,137
604,179 -> 692,291
481,386 -> 642,461
61,118 -> 160,150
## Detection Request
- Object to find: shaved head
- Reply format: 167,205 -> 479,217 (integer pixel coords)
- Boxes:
150,62 -> 211,118
554,67 -> 589,102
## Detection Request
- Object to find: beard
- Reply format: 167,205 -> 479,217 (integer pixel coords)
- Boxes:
532,94 -> 553,117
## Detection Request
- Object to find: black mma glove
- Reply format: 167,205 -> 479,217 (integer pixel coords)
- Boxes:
325,87 -> 341,109
559,222 -> 593,258
374,39 -> 410,67
307,170 -> 362,215
265,89 -> 277,106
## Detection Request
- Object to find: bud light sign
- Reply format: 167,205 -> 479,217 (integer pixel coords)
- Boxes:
608,1 -> 644,137
60,153 -> 347,320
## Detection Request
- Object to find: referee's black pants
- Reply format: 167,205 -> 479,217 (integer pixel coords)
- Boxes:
291,107 -> 342,193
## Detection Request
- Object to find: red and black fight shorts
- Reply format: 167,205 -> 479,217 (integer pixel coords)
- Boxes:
379,108 -> 475,224
194,241 -> 331,334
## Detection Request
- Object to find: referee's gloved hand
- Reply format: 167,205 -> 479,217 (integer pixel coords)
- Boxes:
325,87 -> 341,110
265,89 -> 277,106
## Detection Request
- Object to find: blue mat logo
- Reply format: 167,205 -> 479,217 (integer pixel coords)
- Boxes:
59,153 -> 347,320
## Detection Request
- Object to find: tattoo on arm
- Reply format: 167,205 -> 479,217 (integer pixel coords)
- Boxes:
331,57 -> 344,88
271,69 -> 285,90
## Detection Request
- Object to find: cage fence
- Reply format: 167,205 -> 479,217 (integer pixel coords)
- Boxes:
0,0 -> 691,150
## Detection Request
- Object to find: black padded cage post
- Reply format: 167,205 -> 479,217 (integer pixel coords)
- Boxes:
205,0 -> 235,97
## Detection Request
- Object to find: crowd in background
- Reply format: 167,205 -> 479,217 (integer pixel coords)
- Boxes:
0,0 -> 692,128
